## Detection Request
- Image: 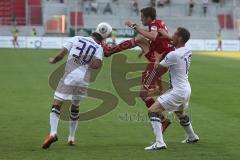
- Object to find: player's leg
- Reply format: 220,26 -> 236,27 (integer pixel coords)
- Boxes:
145,100 -> 167,150
216,42 -> 220,51
50,99 -> 62,136
16,39 -> 19,48
68,100 -> 80,146
140,89 -> 171,133
42,99 -> 63,149
140,64 -> 171,133
103,35 -> 146,57
12,38 -> 16,48
175,110 -> 199,143
220,41 -> 223,51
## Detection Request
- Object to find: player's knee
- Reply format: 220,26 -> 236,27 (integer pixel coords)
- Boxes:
51,105 -> 61,116
70,105 -> 80,121
174,111 -> 183,118
148,105 -> 158,113
179,115 -> 190,126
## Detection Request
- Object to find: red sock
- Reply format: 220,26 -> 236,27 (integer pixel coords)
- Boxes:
145,98 -> 155,108
104,39 -> 136,56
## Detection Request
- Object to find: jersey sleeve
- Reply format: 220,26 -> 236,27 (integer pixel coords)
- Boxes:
160,51 -> 177,67
63,37 -> 76,51
95,47 -> 103,61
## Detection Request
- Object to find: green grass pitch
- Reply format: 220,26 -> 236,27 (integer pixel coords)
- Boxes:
0,48 -> 239,160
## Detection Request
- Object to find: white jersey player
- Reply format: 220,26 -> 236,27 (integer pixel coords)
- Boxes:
42,22 -> 112,149
54,36 -> 103,102
145,27 -> 199,150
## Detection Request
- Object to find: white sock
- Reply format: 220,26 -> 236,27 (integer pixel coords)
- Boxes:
69,120 -> 78,141
182,123 -> 196,138
50,112 -> 59,136
150,116 -> 165,145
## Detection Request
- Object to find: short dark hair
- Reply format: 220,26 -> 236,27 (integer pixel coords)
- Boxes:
140,7 -> 156,20
177,27 -> 190,43
92,32 -> 103,42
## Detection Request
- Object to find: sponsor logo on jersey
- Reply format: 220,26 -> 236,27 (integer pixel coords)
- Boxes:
151,26 -> 157,31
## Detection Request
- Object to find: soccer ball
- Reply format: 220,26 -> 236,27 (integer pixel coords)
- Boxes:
96,22 -> 112,39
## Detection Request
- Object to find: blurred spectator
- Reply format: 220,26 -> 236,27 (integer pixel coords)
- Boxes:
216,29 -> 222,51
157,0 -> 165,8
12,27 -> 19,48
132,0 -> 139,16
150,0 -> 156,7
112,0 -> 119,5
111,29 -> 117,45
59,0 -> 64,3
90,0 -> 98,14
165,0 -> 170,5
219,0 -> 225,7
237,18 -> 240,40
32,28 -> 37,36
202,0 -> 208,16
11,13 -> 16,26
83,0 -> 91,14
188,0 -> 194,16
103,3 -> 113,15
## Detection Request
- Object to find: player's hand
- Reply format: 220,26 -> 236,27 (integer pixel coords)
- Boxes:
125,20 -> 135,28
48,57 -> 55,64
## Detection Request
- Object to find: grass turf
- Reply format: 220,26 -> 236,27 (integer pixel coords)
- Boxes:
0,48 -> 239,160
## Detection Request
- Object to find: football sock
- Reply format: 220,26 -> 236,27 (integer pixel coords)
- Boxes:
149,112 -> 165,145
69,121 -> 78,141
69,106 -> 80,141
50,105 -> 61,136
145,98 -> 155,108
180,115 -> 196,138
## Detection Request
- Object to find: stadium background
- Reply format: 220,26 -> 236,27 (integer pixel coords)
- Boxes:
0,0 -> 240,160
0,0 -> 240,50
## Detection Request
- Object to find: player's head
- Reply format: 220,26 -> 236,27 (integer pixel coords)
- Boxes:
172,27 -> 190,46
140,7 -> 156,26
91,32 -> 104,44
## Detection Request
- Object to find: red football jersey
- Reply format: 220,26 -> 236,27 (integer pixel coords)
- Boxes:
145,19 -> 174,62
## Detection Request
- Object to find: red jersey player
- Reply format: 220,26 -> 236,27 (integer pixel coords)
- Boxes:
104,7 -> 174,134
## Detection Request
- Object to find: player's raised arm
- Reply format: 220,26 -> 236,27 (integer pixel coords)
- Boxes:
48,48 -> 68,64
125,20 -> 158,41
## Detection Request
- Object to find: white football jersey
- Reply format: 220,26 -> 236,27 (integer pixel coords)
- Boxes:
63,36 -> 103,63
62,36 -> 103,86
160,46 -> 192,91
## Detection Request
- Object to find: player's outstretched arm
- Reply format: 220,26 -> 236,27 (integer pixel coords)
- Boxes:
125,20 -> 158,41
48,48 -> 68,64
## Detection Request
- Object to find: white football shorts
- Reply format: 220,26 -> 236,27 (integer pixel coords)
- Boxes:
157,89 -> 191,112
